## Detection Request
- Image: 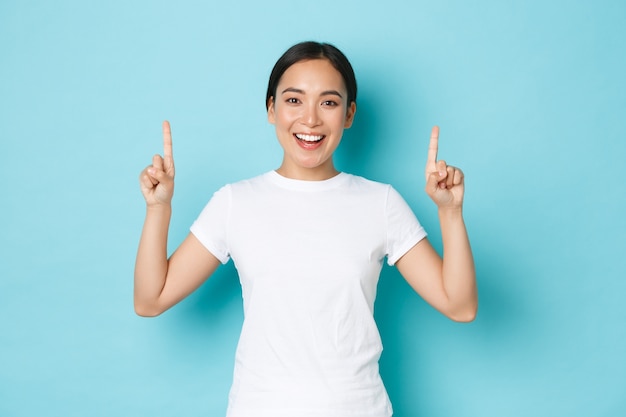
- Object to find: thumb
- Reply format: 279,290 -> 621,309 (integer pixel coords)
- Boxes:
425,170 -> 445,196
148,165 -> 173,185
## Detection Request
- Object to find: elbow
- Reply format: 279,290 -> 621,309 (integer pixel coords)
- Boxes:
134,300 -> 165,318
448,302 -> 478,323
450,309 -> 477,323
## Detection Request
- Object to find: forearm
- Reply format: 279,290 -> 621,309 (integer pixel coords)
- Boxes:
134,204 -> 172,315
439,207 -> 477,321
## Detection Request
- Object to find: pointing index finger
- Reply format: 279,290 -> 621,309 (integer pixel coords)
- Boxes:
162,120 -> 173,163
427,125 -> 439,164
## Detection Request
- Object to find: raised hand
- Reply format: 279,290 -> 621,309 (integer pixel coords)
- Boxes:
424,126 -> 464,209
139,121 -> 175,206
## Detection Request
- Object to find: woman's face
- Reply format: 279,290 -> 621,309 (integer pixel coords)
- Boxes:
268,59 -> 356,180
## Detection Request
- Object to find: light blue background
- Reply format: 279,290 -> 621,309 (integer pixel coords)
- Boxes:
1,0 -> 625,416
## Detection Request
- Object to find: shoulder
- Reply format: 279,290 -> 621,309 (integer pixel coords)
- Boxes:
342,173 -> 390,189
342,173 -> 391,192
213,172 -> 279,204
342,174 -> 416,212
204,173 -> 267,203
220,172 -> 273,192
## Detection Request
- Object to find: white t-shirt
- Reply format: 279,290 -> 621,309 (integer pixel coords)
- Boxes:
191,171 -> 427,417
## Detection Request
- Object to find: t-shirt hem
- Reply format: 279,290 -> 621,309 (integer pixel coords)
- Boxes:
226,407 -> 393,417
387,231 -> 427,266
189,228 -> 230,264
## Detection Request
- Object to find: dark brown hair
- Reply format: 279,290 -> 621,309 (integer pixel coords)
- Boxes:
265,41 -> 357,110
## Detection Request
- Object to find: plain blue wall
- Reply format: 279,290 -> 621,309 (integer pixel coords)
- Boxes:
1,0 -> 625,416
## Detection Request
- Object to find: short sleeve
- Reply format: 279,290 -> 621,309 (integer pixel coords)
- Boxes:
190,185 -> 232,264
385,186 -> 427,266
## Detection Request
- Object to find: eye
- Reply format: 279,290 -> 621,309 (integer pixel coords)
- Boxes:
322,100 -> 338,107
286,97 -> 300,104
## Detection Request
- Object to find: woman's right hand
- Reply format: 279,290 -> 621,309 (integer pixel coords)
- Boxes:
139,121 -> 175,207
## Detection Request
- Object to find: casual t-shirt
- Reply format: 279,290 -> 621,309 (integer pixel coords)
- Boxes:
191,171 -> 427,417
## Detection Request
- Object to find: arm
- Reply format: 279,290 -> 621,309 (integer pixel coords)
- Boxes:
395,126 -> 477,322
134,121 -> 221,317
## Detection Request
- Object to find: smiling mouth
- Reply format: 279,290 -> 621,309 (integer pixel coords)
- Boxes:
294,133 -> 325,143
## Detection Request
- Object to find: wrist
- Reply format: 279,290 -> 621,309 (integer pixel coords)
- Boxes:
146,203 -> 172,215
438,206 -> 464,220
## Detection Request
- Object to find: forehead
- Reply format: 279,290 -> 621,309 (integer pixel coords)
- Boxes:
278,59 -> 347,93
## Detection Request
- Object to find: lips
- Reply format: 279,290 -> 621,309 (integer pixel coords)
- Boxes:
295,133 -> 324,142
294,133 -> 326,150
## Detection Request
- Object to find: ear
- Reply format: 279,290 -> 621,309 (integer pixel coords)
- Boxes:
267,97 -> 276,124
343,101 -> 357,128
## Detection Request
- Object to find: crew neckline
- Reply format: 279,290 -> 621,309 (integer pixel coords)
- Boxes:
265,170 -> 350,191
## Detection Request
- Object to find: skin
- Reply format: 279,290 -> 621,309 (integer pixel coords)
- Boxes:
267,59 -> 356,181
134,59 -> 477,322
135,121 -> 221,317
395,126 -> 477,322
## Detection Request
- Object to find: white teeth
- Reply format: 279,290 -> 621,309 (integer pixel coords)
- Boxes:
295,134 -> 324,142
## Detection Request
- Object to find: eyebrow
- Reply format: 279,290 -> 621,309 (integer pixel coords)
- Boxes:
281,87 -> 343,98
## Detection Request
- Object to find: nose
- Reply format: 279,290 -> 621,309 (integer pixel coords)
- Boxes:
302,103 -> 321,127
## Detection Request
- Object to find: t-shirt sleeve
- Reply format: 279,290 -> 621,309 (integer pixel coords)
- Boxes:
189,185 -> 231,264
385,186 -> 428,266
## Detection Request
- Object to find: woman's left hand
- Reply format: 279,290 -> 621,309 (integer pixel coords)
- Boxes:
424,126 -> 465,210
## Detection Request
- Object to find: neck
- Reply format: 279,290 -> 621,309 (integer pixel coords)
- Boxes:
275,162 -> 339,181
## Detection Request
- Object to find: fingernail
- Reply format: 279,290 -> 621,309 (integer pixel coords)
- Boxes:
439,171 -> 445,177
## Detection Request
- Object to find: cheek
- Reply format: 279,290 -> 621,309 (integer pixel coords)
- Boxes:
331,112 -> 349,128
276,107 -> 301,124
